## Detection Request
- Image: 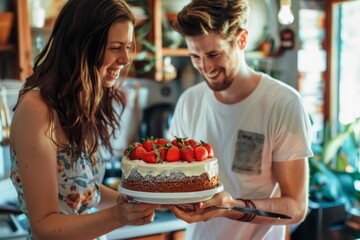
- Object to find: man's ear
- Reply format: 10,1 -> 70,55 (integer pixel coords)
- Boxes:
237,30 -> 248,50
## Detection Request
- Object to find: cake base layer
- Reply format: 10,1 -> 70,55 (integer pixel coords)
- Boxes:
122,171 -> 219,192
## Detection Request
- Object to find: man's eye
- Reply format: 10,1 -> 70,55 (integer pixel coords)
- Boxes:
209,53 -> 220,58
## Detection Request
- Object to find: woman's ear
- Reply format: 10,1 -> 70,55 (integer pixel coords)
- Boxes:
237,30 -> 248,50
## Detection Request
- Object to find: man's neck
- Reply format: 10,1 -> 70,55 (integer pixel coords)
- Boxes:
214,70 -> 261,104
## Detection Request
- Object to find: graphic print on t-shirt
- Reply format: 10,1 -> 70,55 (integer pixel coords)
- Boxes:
232,130 -> 264,175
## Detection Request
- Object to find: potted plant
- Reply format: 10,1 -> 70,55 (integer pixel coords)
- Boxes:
309,117 -> 360,209
291,118 -> 360,240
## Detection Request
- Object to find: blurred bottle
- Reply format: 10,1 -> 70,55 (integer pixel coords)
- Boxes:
30,0 -> 45,28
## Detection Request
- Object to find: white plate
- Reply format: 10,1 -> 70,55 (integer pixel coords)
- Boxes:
118,183 -> 224,204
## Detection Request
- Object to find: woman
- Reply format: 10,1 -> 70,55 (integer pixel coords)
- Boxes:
9,0 -> 159,239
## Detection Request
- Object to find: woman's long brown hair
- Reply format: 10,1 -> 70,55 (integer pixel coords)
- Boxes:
14,0 -> 136,163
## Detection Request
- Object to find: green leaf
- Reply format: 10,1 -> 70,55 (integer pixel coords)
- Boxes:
74,179 -> 87,188
135,51 -> 148,60
322,118 -> 360,165
323,130 -> 351,164
136,22 -> 151,38
141,39 -> 157,52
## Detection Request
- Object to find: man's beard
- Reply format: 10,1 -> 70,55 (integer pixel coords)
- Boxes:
204,75 -> 234,91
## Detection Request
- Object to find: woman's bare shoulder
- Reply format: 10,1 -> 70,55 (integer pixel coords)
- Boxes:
10,90 -> 53,143
14,90 -> 52,121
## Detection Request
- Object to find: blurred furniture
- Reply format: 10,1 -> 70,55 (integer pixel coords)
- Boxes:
291,201 -> 348,240
106,210 -> 187,240
291,202 -> 360,240
0,0 -> 32,81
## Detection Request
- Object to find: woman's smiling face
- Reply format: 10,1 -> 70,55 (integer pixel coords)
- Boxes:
100,20 -> 134,88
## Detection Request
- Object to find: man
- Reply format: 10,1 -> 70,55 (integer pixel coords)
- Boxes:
167,0 -> 314,239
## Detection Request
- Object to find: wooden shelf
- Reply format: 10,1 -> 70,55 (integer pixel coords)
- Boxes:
162,48 -> 188,56
0,44 -> 16,52
0,0 -> 32,81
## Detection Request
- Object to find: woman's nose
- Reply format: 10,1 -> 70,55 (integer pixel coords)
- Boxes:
117,51 -> 130,66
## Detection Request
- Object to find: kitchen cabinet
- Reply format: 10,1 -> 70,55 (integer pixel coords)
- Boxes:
1,0 -> 282,83
0,0 -> 32,81
1,0 -> 184,82
132,0 -> 189,82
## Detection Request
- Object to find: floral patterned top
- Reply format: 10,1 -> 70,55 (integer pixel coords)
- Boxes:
10,144 -> 106,238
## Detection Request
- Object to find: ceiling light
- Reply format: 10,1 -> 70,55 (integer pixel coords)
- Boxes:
278,0 -> 294,25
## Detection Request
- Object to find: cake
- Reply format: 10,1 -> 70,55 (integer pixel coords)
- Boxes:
121,137 -> 219,193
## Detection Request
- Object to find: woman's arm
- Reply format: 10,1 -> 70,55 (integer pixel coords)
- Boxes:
97,184 -> 121,210
11,92 -> 158,240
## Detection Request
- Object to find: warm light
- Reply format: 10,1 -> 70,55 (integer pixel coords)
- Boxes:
278,0 -> 294,25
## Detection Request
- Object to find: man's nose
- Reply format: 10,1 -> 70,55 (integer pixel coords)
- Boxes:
200,58 -> 212,73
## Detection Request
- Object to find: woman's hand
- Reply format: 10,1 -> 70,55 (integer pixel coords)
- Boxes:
113,194 -> 160,226
169,191 -> 236,223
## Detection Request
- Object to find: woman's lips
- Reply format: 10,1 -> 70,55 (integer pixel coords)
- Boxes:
107,68 -> 121,79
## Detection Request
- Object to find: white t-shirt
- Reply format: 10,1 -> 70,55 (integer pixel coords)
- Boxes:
167,73 -> 314,240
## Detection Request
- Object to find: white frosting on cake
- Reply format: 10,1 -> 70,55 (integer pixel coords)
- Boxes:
121,157 -> 219,180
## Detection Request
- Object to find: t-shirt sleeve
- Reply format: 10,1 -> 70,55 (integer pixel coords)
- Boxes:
271,95 -> 314,162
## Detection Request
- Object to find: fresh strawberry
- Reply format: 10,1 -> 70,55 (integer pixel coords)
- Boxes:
154,146 -> 167,161
180,145 -> 194,163
184,139 -> 197,148
142,137 -> 156,152
166,145 -> 180,162
142,151 -> 156,164
200,140 -> 214,158
194,145 -> 208,161
171,136 -> 186,148
123,142 -> 142,156
155,138 -> 169,145
128,146 -> 147,160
